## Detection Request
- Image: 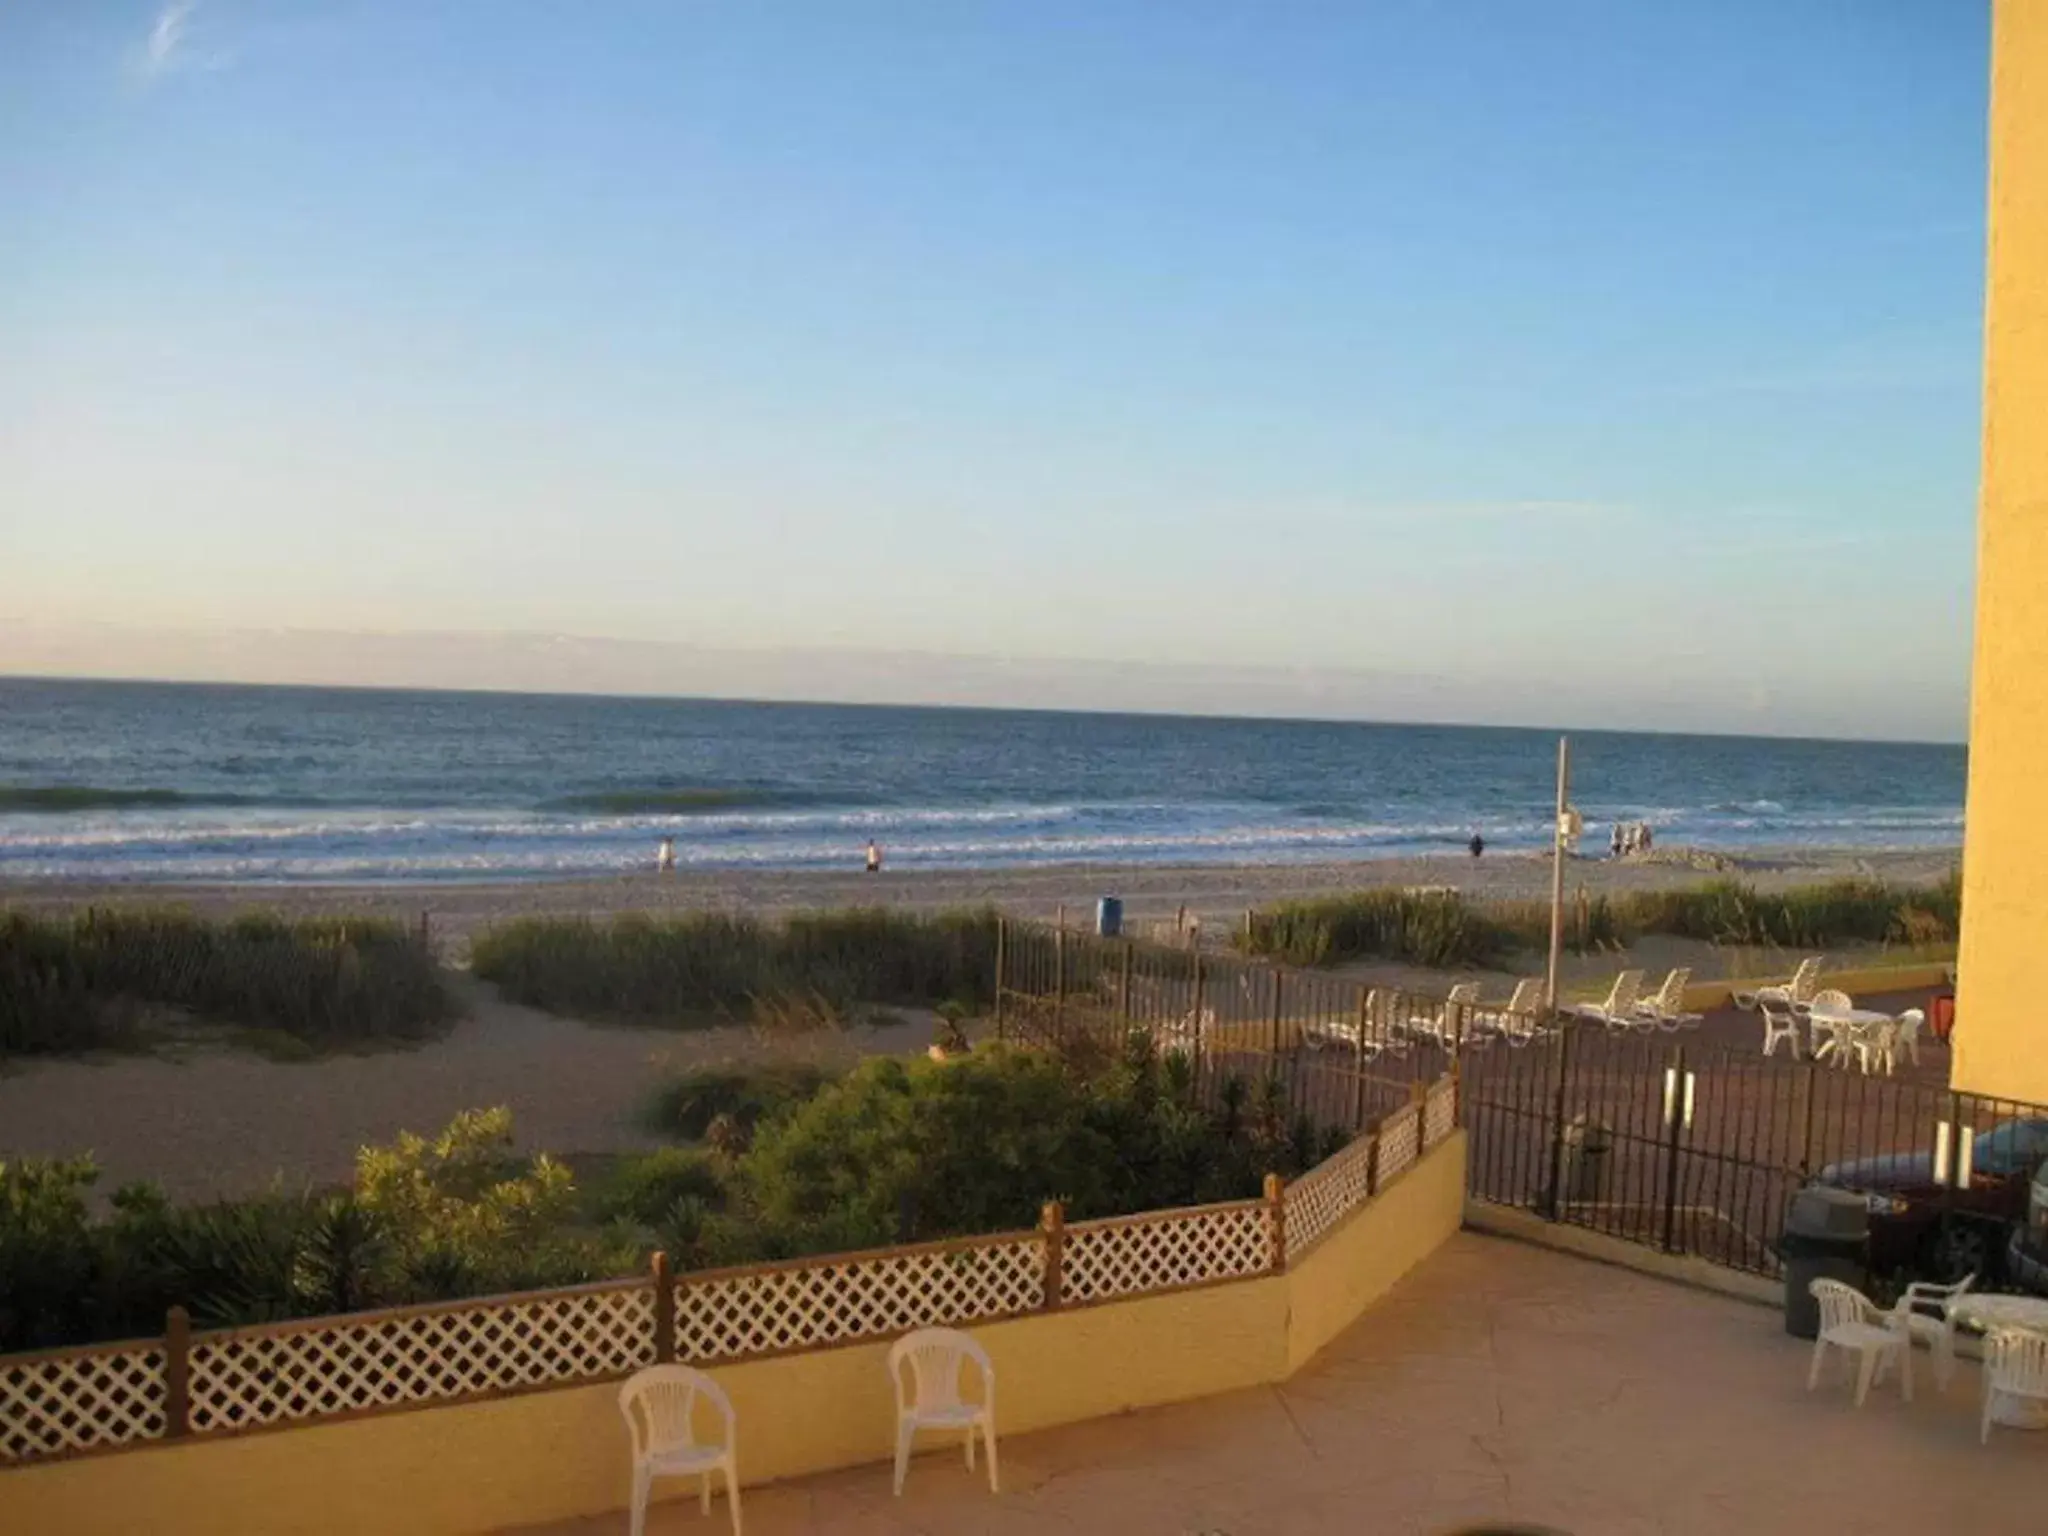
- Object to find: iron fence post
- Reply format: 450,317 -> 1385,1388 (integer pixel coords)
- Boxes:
1660,1045 -> 1688,1254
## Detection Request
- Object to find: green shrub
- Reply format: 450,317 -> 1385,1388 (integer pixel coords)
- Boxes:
642,1063 -> 835,1141
595,1148 -> 729,1228
1243,890 -> 1511,968
473,907 -> 1001,1024
0,907 -> 451,1056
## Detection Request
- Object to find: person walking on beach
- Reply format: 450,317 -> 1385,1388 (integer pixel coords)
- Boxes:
656,835 -> 676,873
865,839 -> 883,874
1610,822 -> 1624,860
1468,831 -> 1485,859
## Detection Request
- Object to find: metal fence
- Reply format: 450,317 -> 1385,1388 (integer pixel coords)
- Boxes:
994,919 -> 1468,1136
1464,1021 -> 2048,1284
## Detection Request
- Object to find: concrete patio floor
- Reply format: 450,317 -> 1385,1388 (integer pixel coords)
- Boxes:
507,1232 -> 2042,1536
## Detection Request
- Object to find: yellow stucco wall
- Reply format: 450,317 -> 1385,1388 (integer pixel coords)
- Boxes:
0,1133 -> 1465,1536
1957,0 -> 2048,1104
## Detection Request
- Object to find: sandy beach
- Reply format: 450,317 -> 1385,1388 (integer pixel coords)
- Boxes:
0,843 -> 1961,959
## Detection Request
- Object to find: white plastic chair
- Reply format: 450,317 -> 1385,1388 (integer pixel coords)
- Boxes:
1566,970 -> 1644,1032
1760,996 -> 1803,1060
1854,1017 -> 1901,1076
1808,990 -> 1857,1066
889,1327 -> 998,1496
1887,1273 -> 1974,1393
1982,1328 -> 2048,1444
1633,968 -> 1701,1031
1478,978 -> 1550,1047
1808,1279 -> 1912,1406
619,1365 -> 742,1536
1894,1007 -> 1926,1067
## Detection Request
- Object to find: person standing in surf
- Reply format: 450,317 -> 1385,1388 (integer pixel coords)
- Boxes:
865,839 -> 883,874
657,835 -> 676,872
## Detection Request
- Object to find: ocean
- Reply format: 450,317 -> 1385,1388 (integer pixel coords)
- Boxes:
0,678 -> 1966,884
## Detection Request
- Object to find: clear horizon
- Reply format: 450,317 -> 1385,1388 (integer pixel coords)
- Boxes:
2,3 -> 1990,742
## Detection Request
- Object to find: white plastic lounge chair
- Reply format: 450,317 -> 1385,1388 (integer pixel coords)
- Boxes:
1418,982 -> 1484,1050
1565,970 -> 1645,1031
1760,995 -> 1803,1059
1633,968 -> 1701,1031
890,1327 -> 998,1496
1808,1279 -> 1912,1407
1888,1274 -> 1974,1394
1474,978 -> 1550,1047
620,1365 -> 742,1536
1756,957 -> 1824,1012
1982,1328 -> 2048,1444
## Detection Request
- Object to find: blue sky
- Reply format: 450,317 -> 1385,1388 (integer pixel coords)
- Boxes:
0,2 -> 1990,739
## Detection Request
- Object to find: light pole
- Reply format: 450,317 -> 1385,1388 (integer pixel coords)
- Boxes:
1544,736 -> 1577,1015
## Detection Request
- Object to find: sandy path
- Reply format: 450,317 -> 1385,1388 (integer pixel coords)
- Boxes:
0,974 -> 933,1203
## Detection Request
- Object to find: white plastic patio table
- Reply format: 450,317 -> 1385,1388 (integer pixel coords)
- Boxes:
1809,1008 -> 1893,1068
1951,1296 -> 2048,1429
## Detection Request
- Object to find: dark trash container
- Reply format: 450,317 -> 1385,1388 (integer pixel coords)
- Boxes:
1780,1186 -> 1870,1338
1558,1117 -> 1612,1206
1095,896 -> 1123,938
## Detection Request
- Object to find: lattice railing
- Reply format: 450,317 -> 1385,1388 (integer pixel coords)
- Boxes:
1,1077 -> 1457,1466
1284,1131 -> 1378,1259
1423,1076 -> 1458,1148
0,1342 -> 165,1463
1378,1101 -> 1422,1186
1061,1201 -> 1270,1304
188,1281 -> 654,1434
674,1234 -> 1044,1363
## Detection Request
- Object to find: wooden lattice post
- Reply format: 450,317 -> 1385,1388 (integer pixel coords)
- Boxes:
1365,1131 -> 1382,1198
651,1251 -> 675,1363
1264,1173 -> 1287,1272
1040,1201 -> 1065,1310
164,1306 -> 191,1439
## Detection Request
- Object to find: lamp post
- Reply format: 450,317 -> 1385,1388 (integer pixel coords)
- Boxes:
1544,737 -> 1577,1015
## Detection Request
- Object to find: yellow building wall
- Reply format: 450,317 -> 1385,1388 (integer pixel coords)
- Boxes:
0,1134 -> 1465,1536
1957,0 -> 2048,1104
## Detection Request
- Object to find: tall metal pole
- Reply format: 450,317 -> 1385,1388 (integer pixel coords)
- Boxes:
1545,735 -> 1571,1015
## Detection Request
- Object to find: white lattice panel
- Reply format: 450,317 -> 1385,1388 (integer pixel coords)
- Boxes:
1424,1078 -> 1457,1147
188,1284 -> 653,1432
1378,1104 -> 1421,1184
1061,1203 -> 1269,1304
675,1237 -> 1044,1362
1284,1132 -> 1378,1260
0,1344 -> 165,1463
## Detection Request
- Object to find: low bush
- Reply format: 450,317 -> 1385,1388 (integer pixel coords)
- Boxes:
1243,890 -> 1512,968
642,1063 -> 835,1141
0,907 -> 451,1056
473,906 -> 1000,1024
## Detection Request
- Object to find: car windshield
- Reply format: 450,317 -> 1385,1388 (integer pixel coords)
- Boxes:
1972,1119 -> 2048,1177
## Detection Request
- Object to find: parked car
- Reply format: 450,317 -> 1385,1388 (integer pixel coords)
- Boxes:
2006,1159 -> 2048,1296
1814,1116 -> 2048,1283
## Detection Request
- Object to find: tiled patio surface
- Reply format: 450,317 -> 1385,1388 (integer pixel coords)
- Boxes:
509,1232 -> 2042,1536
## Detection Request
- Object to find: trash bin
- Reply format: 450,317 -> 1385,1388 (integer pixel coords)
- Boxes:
1780,1186 -> 1870,1338
1558,1117 -> 1612,1205
1095,896 -> 1123,938
1931,990 -> 1957,1043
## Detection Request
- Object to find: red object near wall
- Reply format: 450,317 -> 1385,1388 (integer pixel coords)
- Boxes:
1931,991 -> 1957,1042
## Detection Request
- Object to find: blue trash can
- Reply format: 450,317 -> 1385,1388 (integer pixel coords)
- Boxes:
1096,896 -> 1123,937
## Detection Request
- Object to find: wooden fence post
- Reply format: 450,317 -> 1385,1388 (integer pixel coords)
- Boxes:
1264,1173 -> 1287,1272
1119,940 -> 1133,1024
651,1251 -> 675,1363
1054,925 -> 1066,1036
1365,1131 -> 1382,1197
993,918 -> 1006,1043
1270,968 -> 1284,1056
417,910 -> 431,954
1041,1201 -> 1065,1310
1352,987 -> 1372,1131
164,1305 -> 191,1439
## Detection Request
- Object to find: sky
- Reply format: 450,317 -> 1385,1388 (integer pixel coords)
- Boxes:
0,2 -> 1991,741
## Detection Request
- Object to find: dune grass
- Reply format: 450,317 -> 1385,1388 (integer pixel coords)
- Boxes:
1240,873 -> 1962,969
471,906 -> 1001,1026
0,907 -> 452,1057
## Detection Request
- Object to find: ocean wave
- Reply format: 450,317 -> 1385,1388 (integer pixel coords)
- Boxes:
0,785 -> 263,813
543,788 -> 827,814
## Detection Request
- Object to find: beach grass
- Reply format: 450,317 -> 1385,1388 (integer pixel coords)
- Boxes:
1239,872 -> 1962,968
0,907 -> 453,1057
471,905 -> 1001,1026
